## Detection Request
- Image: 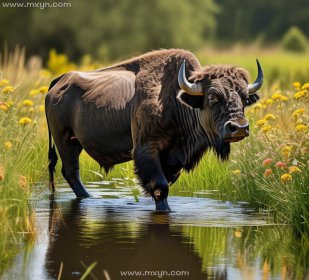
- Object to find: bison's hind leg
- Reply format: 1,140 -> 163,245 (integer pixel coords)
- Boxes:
54,132 -> 91,198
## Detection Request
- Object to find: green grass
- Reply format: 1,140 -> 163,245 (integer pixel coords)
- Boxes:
172,151 -> 232,197
197,47 -> 309,88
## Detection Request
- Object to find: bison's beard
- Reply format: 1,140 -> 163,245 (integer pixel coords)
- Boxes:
214,140 -> 230,160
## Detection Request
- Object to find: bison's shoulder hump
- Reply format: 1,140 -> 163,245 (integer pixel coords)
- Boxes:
49,70 -> 136,110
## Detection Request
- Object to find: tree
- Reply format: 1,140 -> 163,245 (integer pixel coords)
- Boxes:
4,0 -> 218,60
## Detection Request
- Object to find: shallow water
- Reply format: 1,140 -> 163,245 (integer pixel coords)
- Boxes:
2,182 -> 309,280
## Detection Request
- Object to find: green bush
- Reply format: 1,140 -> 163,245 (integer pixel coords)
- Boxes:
282,26 -> 308,52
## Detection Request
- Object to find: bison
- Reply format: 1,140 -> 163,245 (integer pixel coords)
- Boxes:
45,49 -> 263,211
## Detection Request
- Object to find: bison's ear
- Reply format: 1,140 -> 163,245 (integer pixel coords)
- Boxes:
176,91 -> 204,109
245,93 -> 260,107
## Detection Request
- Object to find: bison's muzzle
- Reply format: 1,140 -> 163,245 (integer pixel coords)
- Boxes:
223,119 -> 249,142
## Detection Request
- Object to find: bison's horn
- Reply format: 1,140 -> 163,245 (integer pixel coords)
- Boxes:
248,59 -> 264,94
178,60 -> 204,96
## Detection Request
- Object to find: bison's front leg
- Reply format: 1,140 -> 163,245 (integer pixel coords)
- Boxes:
133,144 -> 170,212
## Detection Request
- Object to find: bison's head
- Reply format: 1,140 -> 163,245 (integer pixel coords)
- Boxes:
177,60 -> 263,159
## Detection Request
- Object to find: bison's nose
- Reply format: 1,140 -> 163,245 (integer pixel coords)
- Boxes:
223,119 -> 249,142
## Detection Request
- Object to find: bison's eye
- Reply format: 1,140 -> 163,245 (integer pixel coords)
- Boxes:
208,93 -> 219,107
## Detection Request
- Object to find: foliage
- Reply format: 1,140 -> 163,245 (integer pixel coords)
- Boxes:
1,0 -> 309,60
215,0 -> 309,43
282,26 -> 308,53
0,0 -> 218,61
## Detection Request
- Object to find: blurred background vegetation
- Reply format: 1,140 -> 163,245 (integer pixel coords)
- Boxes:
0,0 -> 309,62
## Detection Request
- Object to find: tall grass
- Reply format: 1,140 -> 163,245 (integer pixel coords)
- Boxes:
172,151 -> 232,198
0,47 -> 49,271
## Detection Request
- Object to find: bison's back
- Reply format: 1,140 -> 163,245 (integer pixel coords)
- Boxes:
46,70 -> 137,170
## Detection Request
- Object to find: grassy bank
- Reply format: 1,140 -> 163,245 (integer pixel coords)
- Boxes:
0,47 -> 309,272
0,47 -> 49,271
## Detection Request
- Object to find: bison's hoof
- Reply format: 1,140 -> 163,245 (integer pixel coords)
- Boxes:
76,191 -> 92,198
155,198 -> 171,212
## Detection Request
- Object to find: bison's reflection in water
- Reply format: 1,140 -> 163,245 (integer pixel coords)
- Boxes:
45,199 -> 218,280
40,195 -> 307,280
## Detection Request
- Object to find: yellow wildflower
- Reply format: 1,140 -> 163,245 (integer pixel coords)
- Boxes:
21,99 -> 34,106
252,103 -> 263,110
256,119 -> 268,127
19,117 -> 32,125
264,114 -> 276,121
2,86 -> 14,94
0,79 -> 10,87
0,103 -> 8,112
289,166 -> 301,174
292,108 -> 305,118
293,81 -> 301,89
260,99 -> 267,105
39,69 -> 52,78
266,99 -> 274,105
294,90 -> 306,99
29,89 -> 40,96
295,124 -> 308,133
4,141 -> 12,149
281,173 -> 292,182
281,96 -> 288,101
271,84 -> 279,91
6,101 -> 13,107
39,105 -> 45,112
271,92 -> 283,101
234,230 -> 242,238
296,118 -> 304,125
232,169 -> 241,175
281,146 -> 292,157
281,151 -> 291,158
301,82 -> 309,90
39,86 -> 48,94
261,124 -> 272,133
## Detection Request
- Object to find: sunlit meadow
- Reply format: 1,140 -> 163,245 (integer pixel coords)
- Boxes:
0,47 -> 309,271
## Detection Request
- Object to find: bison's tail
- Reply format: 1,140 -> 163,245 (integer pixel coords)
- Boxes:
46,77 -> 63,193
47,122 -> 58,193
